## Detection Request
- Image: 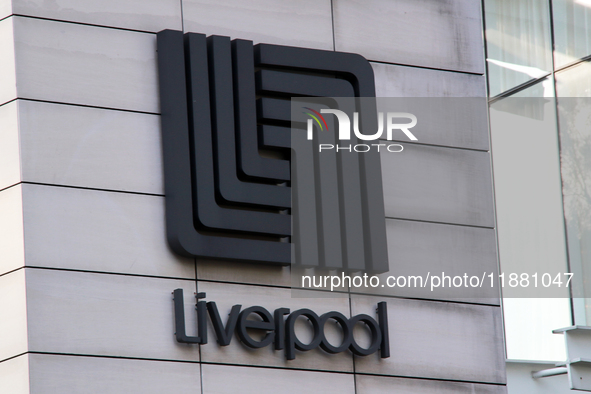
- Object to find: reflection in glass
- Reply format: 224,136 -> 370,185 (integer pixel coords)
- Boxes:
485,0 -> 553,96
553,0 -> 591,68
556,60 -> 591,96
490,81 -> 571,359
556,95 -> 591,324
556,64 -> 591,325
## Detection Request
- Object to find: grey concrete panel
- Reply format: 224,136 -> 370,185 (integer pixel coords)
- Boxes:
0,186 -> 24,275
21,184 -> 195,279
350,219 -> 500,303
357,374 -> 507,394
375,98 -> 490,151
0,18 -> 16,105
372,62 -> 486,98
202,364 -> 356,394
0,355 -> 29,394
0,270 -> 27,362
0,1 -> 11,20
0,102 -> 19,191
28,354 -> 201,394
333,0 -> 485,74
13,17 -> 158,113
12,0 -> 182,32
25,268 -> 199,361
18,100 -> 163,195
197,281 -> 354,372
352,296 -> 506,384
197,258 -> 291,287
381,145 -> 495,227
182,0 -> 333,50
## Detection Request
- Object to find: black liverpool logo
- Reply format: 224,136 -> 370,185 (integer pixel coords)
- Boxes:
157,30 -> 388,273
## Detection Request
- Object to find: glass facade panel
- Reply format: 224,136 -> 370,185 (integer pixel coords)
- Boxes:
490,80 -> 571,360
485,0 -> 591,368
556,64 -> 591,324
553,0 -> 591,68
485,0 -> 553,97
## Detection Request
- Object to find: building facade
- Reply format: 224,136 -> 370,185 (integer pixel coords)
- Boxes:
0,1 -> 508,393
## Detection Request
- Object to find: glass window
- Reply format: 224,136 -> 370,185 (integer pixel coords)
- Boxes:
553,0 -> 591,68
490,80 -> 571,360
485,0 -> 553,96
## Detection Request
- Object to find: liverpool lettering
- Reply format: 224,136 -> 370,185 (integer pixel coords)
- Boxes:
172,289 -> 390,360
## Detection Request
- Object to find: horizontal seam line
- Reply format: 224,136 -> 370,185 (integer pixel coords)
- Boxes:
0,98 -> 17,108
197,278 -> 350,294
200,360 -> 353,375
378,140 -> 490,153
26,351 -> 200,364
0,352 -> 28,364
21,352 -> 507,385
21,181 -> 164,197
347,291 -> 501,307
201,361 -> 505,385
24,266 -> 195,282
0,182 -> 21,193
0,267 -> 25,279
196,278 -> 292,290
369,60 -> 485,76
348,369 -> 506,386
11,14 -> 159,34
384,216 -> 495,230
18,98 -> 160,116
